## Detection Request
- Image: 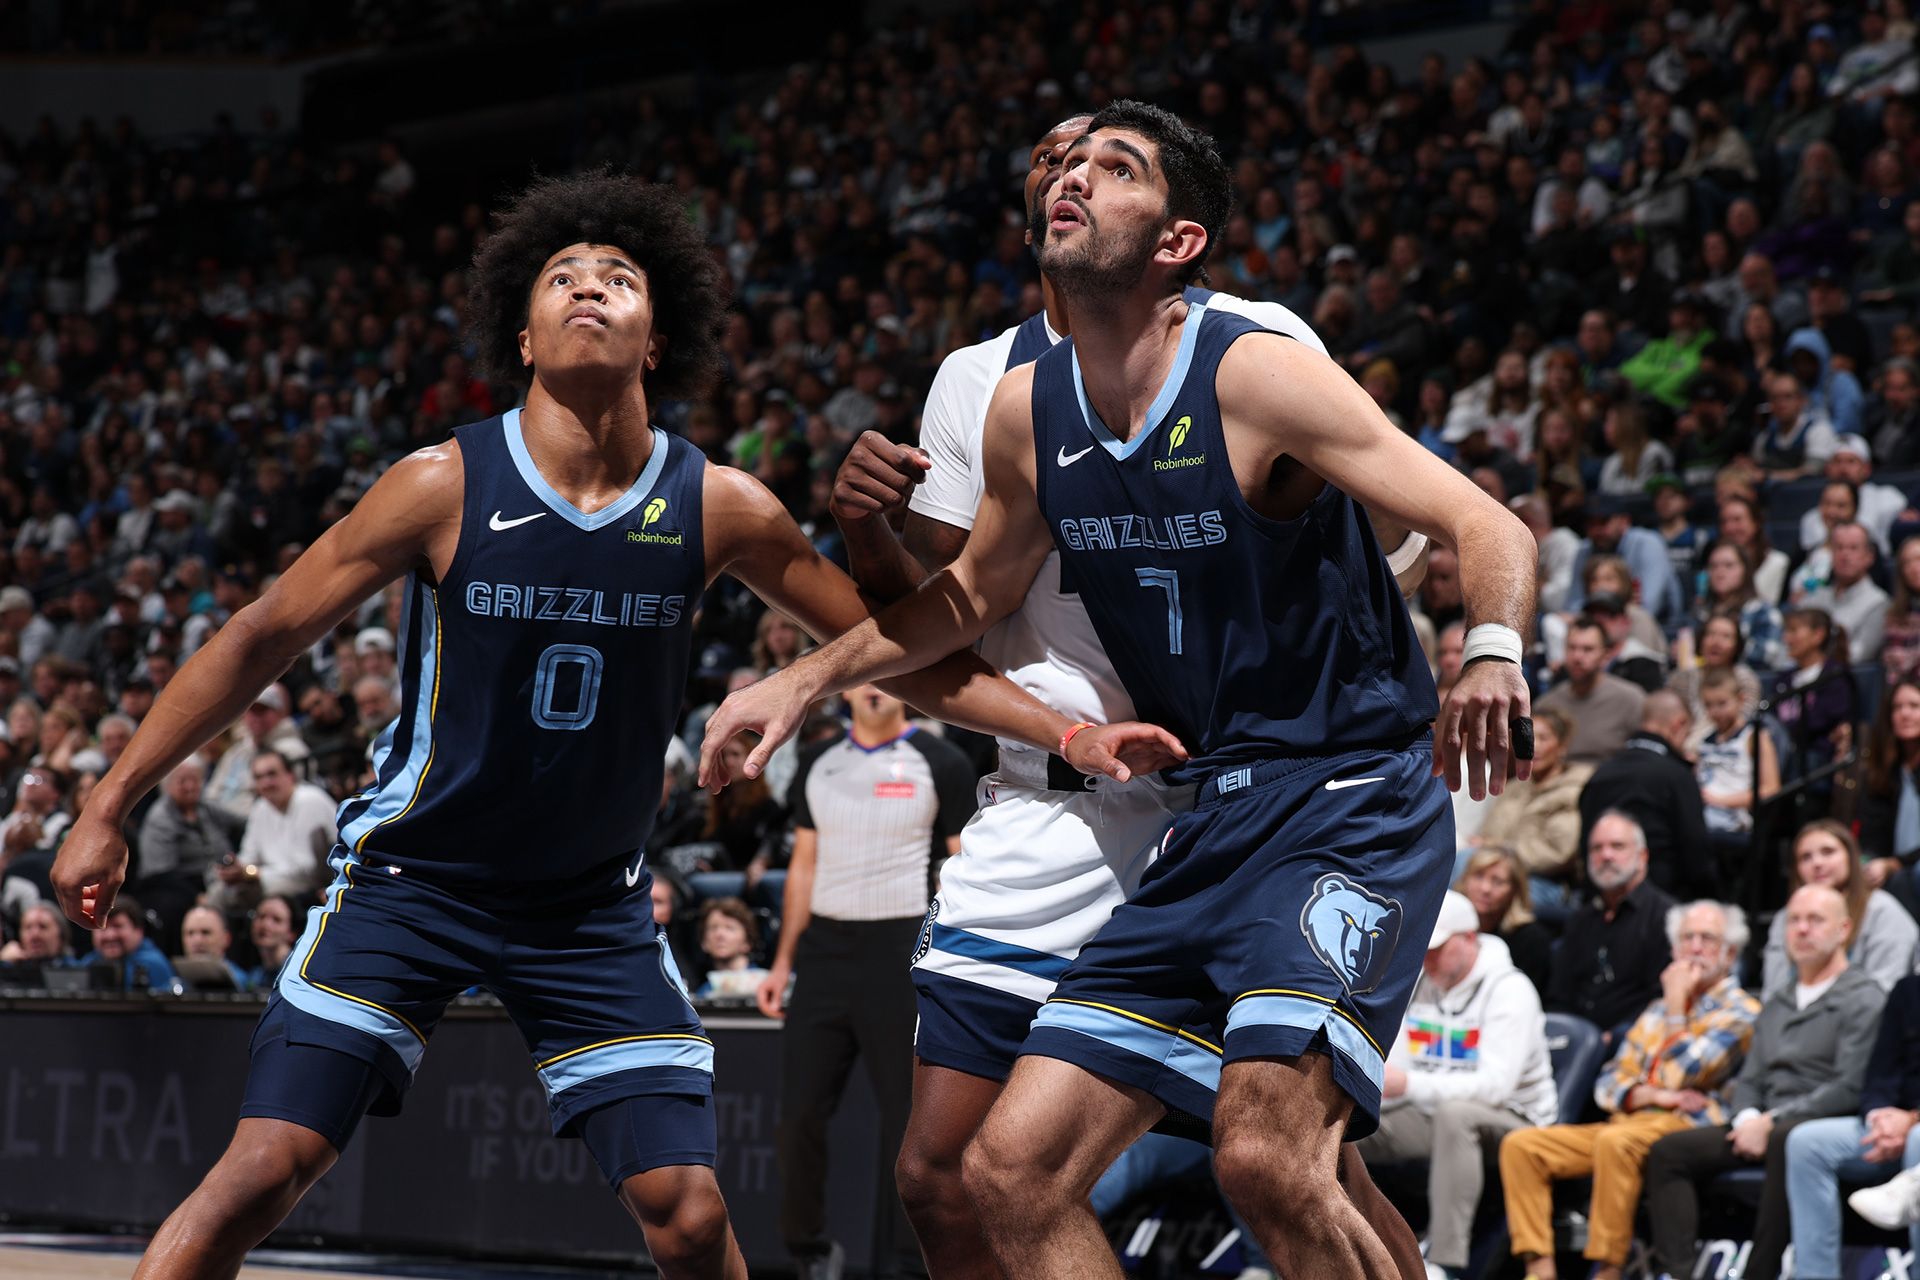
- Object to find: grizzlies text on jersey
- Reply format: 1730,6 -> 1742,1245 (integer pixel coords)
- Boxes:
336,408 -> 705,882
1031,299 -> 1439,781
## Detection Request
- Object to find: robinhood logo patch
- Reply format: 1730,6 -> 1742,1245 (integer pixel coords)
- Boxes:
628,496 -> 684,545
1155,414 -> 1205,471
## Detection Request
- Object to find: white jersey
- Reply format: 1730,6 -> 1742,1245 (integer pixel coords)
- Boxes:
908,293 -> 1329,989
908,294 -> 1330,763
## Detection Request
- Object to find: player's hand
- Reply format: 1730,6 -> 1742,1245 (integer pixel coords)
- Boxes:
699,666 -> 813,792
1434,658 -> 1532,800
1063,721 -> 1189,783
830,432 -> 930,524
755,963 -> 791,1020
51,808 -> 130,930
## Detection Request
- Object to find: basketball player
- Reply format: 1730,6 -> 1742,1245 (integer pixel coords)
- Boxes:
701,102 -> 1536,1280
50,173 -> 1180,1280
833,115 -> 1428,1280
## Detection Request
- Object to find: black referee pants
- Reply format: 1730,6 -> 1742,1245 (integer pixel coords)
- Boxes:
779,914 -> 921,1267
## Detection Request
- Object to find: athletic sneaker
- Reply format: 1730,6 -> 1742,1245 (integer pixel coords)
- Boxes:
794,1241 -> 845,1280
1850,1165 -> 1920,1230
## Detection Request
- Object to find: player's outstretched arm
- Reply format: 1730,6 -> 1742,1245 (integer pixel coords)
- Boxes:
51,447 -> 462,927
1221,333 -> 1538,799
703,456 -> 1183,787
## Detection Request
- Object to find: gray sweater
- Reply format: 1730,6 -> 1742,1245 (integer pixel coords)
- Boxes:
1731,965 -> 1887,1122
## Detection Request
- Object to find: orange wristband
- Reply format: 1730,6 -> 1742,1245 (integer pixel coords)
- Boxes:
1060,721 -> 1097,757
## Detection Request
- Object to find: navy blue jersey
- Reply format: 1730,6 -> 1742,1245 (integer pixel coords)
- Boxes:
1005,311 -> 1054,371
1031,300 -> 1437,779
336,409 -> 706,882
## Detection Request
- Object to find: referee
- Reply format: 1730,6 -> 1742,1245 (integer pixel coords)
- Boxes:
759,684 -> 977,1280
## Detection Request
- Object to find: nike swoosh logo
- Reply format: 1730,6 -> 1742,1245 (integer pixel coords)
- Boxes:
1325,776 -> 1386,791
489,511 -> 547,531
1057,445 -> 1096,467
624,855 -> 645,887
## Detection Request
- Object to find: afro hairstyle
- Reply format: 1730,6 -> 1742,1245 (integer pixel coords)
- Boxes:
468,171 -> 729,401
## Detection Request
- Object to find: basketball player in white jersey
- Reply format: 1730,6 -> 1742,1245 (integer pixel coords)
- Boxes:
830,116 -> 1431,1280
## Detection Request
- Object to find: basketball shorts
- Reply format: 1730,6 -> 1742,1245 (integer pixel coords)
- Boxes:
911,753 -> 1186,1082
1023,736 -> 1452,1139
241,847 -> 714,1178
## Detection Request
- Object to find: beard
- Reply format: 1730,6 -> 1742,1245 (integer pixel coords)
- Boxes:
1038,214 -> 1160,299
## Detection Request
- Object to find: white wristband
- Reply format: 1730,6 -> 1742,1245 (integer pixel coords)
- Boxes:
1462,623 -> 1524,666
1385,529 -> 1429,576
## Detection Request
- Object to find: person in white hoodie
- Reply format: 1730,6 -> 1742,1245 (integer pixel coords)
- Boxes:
1358,891 -> 1560,1280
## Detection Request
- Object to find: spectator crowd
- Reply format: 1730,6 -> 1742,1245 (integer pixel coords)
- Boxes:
6,0 -> 1920,1273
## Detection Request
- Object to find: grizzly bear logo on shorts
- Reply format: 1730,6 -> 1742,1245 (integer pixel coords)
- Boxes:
1299,873 -> 1403,996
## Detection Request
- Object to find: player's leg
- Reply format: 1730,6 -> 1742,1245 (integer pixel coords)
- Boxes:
499,869 -> 743,1278
617,1165 -> 744,1280
1338,1138 -> 1428,1280
962,1055 -> 1163,1280
1215,1053 -> 1395,1280
896,1063 -> 1007,1280
583,1094 -> 745,1280
140,855 -> 460,1279
901,958 -> 1055,1279
134,1118 -> 339,1280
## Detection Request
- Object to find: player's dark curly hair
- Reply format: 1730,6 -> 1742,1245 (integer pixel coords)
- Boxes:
1083,100 -> 1231,286
468,172 -> 728,400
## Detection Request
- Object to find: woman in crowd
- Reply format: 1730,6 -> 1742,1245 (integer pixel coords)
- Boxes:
693,897 -> 768,999
1718,492 -> 1791,604
1690,543 -> 1786,670
752,610 -> 809,674
1461,707 -> 1591,923
1855,677 -> 1920,920
1597,400 -> 1674,496
1453,845 -> 1554,993
1670,609 -> 1765,744
1761,820 -> 1918,996
244,893 -> 306,992
1770,607 -> 1856,779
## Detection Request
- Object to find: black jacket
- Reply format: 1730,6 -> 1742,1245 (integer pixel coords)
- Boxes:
1547,877 -> 1680,1035
1861,974 -> 1920,1116
1577,732 -> 1713,897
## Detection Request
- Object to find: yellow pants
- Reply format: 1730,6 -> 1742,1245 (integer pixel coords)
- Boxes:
1498,1110 -> 1693,1266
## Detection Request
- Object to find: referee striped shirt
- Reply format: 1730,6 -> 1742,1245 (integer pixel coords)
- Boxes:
788,727 -> 977,921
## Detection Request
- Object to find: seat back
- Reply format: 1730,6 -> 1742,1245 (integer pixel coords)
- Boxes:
1543,1013 -> 1607,1124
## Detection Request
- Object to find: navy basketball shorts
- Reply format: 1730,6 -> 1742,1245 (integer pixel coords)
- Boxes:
241,848 -> 715,1181
1023,737 -> 1453,1140
912,956 -> 1057,1082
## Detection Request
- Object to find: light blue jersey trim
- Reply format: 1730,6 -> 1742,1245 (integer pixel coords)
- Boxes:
277,853 -> 428,1073
536,1036 -> 716,1100
339,582 -> 439,852
1069,300 -> 1208,460
502,407 -> 672,531
1225,993 -> 1385,1089
1033,1000 -> 1221,1093
929,924 -> 1072,979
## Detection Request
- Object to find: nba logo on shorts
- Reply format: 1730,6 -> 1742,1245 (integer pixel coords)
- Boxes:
1299,873 -> 1403,996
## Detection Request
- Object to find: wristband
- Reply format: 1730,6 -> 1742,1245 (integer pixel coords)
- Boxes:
1060,721 -> 1097,757
1385,529 -> 1429,577
1461,623 -> 1524,666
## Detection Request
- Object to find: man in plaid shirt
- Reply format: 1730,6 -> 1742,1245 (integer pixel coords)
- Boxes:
1498,900 -> 1762,1280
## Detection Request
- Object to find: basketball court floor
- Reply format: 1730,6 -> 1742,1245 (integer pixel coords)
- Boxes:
0,1236 -> 641,1279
